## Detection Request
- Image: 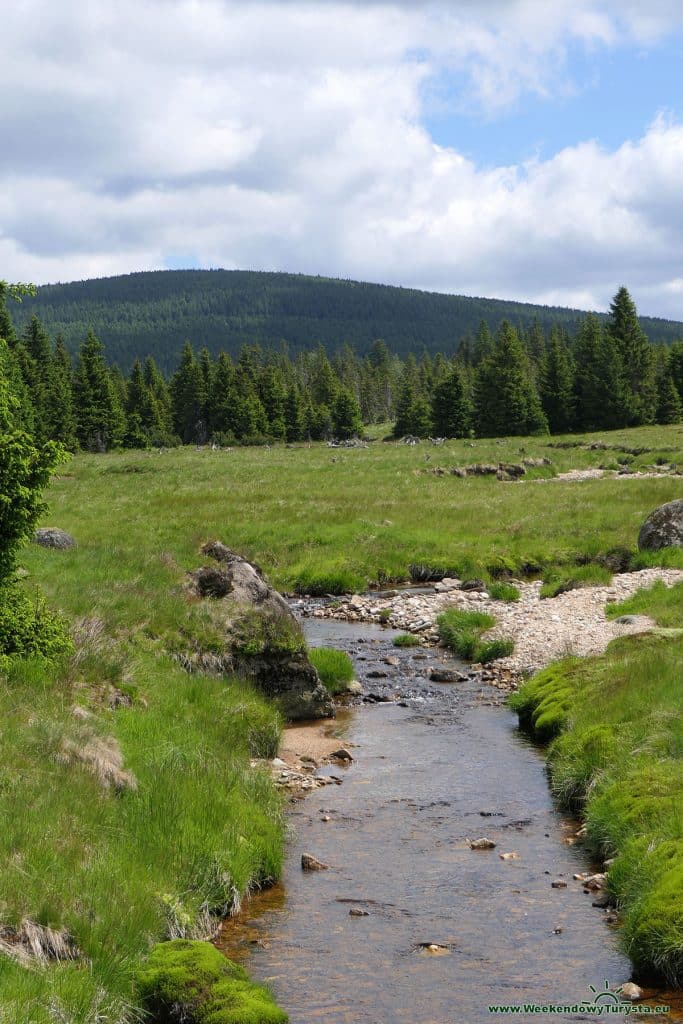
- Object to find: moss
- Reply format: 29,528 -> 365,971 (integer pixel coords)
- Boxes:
136,939 -> 288,1023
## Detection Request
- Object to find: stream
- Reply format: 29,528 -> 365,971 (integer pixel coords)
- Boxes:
217,617 -> 680,1023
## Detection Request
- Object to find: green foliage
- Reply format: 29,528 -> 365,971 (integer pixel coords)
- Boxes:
540,563 -> 613,598
436,607 -> 513,663
0,586 -> 73,668
0,331 -> 69,590
308,647 -> 355,694
393,633 -> 421,647
136,940 -> 288,1023
487,581 -> 520,602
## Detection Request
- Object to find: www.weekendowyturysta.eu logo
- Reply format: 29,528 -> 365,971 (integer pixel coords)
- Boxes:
487,979 -> 670,1015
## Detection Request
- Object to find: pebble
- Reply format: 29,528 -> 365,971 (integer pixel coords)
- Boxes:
551,879 -> 568,889
470,838 -> 496,850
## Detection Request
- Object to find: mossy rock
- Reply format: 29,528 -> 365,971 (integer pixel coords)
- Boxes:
136,939 -> 288,1023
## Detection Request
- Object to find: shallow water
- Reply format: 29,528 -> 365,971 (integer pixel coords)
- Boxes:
218,619 -> 680,1023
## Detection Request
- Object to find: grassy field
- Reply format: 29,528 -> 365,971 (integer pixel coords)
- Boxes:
3,422 -> 683,1018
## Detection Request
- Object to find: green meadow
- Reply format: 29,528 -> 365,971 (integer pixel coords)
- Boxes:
2,421 -> 682,1019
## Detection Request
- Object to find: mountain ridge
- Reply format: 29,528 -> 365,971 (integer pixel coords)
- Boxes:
12,269 -> 683,373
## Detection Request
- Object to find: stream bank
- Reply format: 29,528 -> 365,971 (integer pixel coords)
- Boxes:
219,617 -> 681,1023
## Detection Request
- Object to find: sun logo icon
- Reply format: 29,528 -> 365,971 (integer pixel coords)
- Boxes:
586,980 -> 623,1006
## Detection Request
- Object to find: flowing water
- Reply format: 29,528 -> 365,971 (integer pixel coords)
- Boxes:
217,618 -> 680,1023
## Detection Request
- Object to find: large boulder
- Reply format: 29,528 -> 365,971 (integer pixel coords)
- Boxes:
189,542 -> 334,721
34,527 -> 76,550
637,500 -> 683,551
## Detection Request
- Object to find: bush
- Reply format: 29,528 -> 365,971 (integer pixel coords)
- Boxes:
436,608 -> 513,663
136,939 -> 288,1023
309,647 -> 355,695
0,585 -> 73,668
488,581 -> 520,602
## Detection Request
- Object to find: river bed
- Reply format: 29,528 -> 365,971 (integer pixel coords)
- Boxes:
217,618 -> 680,1023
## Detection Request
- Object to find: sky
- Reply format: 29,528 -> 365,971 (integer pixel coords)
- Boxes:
3,0 -> 683,317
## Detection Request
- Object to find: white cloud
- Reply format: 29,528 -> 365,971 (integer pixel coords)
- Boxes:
1,1 -> 683,317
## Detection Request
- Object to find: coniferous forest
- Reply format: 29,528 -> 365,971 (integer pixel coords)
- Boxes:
3,282 -> 682,450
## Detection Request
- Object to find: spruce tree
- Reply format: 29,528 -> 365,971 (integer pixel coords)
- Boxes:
46,337 -> 78,449
431,365 -> 472,437
393,354 -> 419,437
607,286 -> 657,425
539,328 -> 574,433
572,314 -> 626,430
143,356 -> 174,442
207,351 -> 236,439
73,331 -> 125,451
668,341 -> 683,403
284,386 -> 305,442
474,321 -> 548,437
170,341 -> 207,444
656,372 -> 682,424
331,387 -> 363,439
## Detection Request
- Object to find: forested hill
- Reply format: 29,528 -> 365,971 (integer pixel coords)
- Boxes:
12,269 -> 683,373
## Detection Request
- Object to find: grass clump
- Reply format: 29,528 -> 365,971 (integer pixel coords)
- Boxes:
487,581 -> 520,602
436,608 -> 513,663
308,647 -> 355,695
289,566 -> 365,596
510,629 -> 683,983
393,633 -> 420,648
137,939 -> 288,1023
540,563 -> 613,598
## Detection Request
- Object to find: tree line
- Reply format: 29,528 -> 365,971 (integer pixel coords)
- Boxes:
1,283 -> 682,451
